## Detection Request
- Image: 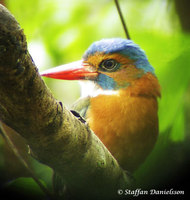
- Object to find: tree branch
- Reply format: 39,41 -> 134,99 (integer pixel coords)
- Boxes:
0,5 -> 131,200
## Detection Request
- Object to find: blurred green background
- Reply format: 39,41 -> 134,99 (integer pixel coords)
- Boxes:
0,0 -> 190,198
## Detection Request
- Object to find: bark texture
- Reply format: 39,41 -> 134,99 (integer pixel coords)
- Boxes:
0,5 -> 131,200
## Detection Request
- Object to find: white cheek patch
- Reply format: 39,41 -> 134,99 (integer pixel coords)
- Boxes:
79,81 -> 118,98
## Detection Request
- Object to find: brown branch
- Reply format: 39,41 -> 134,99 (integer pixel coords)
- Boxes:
0,4 -> 132,200
114,0 -> 131,39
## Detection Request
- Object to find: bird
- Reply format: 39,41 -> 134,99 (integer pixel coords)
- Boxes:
41,38 -> 161,172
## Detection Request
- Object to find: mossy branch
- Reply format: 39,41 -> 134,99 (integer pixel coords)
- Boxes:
0,5 -> 131,200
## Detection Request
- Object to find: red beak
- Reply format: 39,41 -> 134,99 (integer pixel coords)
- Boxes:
40,60 -> 98,80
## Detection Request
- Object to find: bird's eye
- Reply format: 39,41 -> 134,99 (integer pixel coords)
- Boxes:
99,59 -> 118,72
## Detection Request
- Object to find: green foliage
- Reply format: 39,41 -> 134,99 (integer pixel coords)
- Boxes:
4,177 -> 46,198
2,0 -> 190,193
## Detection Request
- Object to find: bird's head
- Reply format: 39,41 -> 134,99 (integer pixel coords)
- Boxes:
41,38 -> 155,91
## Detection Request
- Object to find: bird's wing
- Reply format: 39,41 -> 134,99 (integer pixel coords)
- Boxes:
71,96 -> 91,119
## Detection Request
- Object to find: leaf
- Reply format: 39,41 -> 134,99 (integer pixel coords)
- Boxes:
4,177 -> 47,199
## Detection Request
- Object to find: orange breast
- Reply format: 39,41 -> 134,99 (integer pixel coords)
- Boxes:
87,73 -> 160,172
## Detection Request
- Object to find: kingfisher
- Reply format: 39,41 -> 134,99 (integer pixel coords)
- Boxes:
41,38 -> 161,172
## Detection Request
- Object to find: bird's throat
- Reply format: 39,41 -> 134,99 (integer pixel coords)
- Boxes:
79,80 -> 119,98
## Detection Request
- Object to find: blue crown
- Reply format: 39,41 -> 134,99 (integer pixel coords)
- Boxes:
83,38 -> 155,74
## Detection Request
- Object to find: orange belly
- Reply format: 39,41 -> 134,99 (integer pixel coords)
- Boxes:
87,89 -> 159,172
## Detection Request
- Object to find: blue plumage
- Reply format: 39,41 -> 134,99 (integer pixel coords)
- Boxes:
97,74 -> 116,90
83,38 -> 155,74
